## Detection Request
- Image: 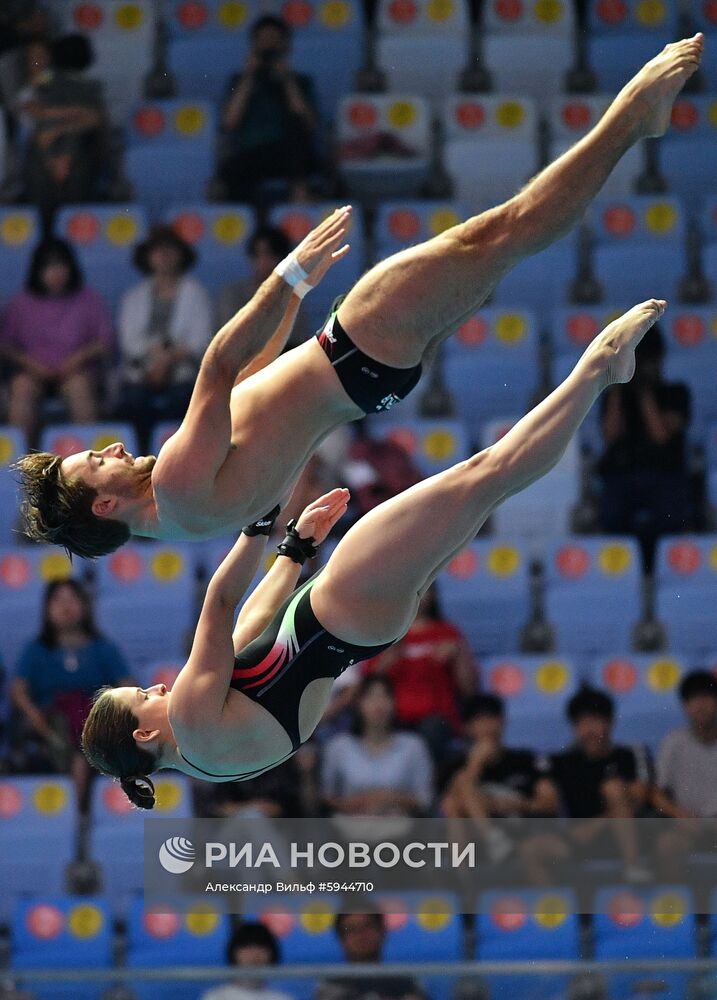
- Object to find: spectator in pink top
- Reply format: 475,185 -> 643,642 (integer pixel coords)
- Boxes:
0,237 -> 113,442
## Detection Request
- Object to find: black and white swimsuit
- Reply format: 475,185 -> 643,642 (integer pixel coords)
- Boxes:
179,570 -> 395,781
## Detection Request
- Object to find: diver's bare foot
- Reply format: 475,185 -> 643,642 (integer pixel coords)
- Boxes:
612,34 -> 704,139
589,299 -> 667,387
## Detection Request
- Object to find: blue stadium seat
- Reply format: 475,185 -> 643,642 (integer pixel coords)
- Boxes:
660,307 -> 717,444
706,423 -> 717,514
166,0 -> 252,102
126,895 -> 230,1000
543,537 -> 642,657
338,94 -> 432,201
367,417 -> 470,478
94,542 -> 196,672
376,0 -> 469,105
655,536 -> 717,657
278,0 -> 366,124
374,200 -> 465,257
11,896 -> 112,1000
482,0 -> 576,108
442,308 -> 539,438
380,892 -> 462,1000
0,777 -> 76,922
39,422 -> 140,461
0,426 -> 25,546
55,204 -> 148,311
54,0 -> 156,124
476,888 -> 580,1000
0,207 -> 41,298
268,202 -> 366,331
490,232 -> 579,321
482,654 -> 578,752
149,420 -> 180,458
480,417 -> 579,551
442,95 -> 538,213
593,886 -> 696,1000
438,538 -> 530,656
586,0 -> 677,92
0,547 -> 73,675
588,653 -> 685,751
89,775 -> 192,912
692,5 -> 717,88
589,196 -> 686,304
660,97 -> 717,209
164,202 -> 254,294
548,95 -> 644,198
124,100 -> 216,217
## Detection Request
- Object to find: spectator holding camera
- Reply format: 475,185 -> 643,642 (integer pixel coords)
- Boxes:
219,15 -> 319,204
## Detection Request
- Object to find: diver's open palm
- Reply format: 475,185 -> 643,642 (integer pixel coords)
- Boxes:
295,488 -> 350,545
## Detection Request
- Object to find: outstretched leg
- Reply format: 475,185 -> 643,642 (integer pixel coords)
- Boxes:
312,300 -> 666,644
337,36 -> 702,369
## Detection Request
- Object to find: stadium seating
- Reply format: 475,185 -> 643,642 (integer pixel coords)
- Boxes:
482,654 -> 578,752
0,777 -> 77,921
543,537 -> 642,656
54,0 -> 156,124
490,231 -> 580,321
475,888 -> 580,1000
706,423 -> 717,514
165,202 -> 254,294
124,100 -> 216,217
126,894 -> 230,1000
338,94 -> 432,200
655,536 -> 717,657
547,95 -> 644,197
55,204 -> 148,311
166,0 -> 253,102
589,195 -> 686,304
380,892 -> 462,1000
94,542 -> 196,671
438,538 -> 531,656
269,201 -> 366,331
149,421 -> 180,458
593,886 -> 697,1000
442,95 -> 538,213
367,417 -> 470,478
0,207 -> 41,299
373,200 -> 465,257
588,653 -> 685,750
39,422 -> 140,460
89,775 -> 192,912
661,307 -> 717,444
442,308 -> 539,439
0,426 -> 25,546
481,0 -> 576,108
11,895 -> 112,1000
480,417 -> 579,550
0,546 -> 74,676
586,0 -> 677,92
701,197 -> 717,324
375,0 -> 469,106
660,97 -> 717,209
692,3 -> 717,88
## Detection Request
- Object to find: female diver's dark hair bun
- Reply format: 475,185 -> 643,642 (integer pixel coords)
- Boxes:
120,774 -> 156,810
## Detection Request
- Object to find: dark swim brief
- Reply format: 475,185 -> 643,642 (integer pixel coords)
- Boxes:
316,296 -> 422,415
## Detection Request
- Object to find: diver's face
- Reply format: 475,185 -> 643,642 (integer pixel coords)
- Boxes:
61,444 -> 156,500
113,684 -> 170,739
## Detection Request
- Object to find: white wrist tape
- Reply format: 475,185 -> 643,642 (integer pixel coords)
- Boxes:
275,253 -> 312,299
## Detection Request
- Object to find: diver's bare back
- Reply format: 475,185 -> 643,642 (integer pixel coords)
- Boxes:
152,337 -> 362,537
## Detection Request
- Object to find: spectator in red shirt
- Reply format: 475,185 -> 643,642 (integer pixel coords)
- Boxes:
360,584 -> 477,758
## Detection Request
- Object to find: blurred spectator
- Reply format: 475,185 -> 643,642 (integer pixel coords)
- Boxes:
652,670 -> 717,879
9,579 -> 132,812
441,694 -> 558,862
116,225 -> 213,447
0,3 -> 48,59
596,327 -> 691,571
315,911 -> 424,1000
524,687 -> 650,883
342,426 -> 423,521
321,675 -> 434,817
219,15 -> 319,205
0,236 -> 113,442
20,33 -> 107,222
193,750 -> 318,819
217,225 -> 310,346
360,584 -> 476,758
201,922 -> 291,1000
